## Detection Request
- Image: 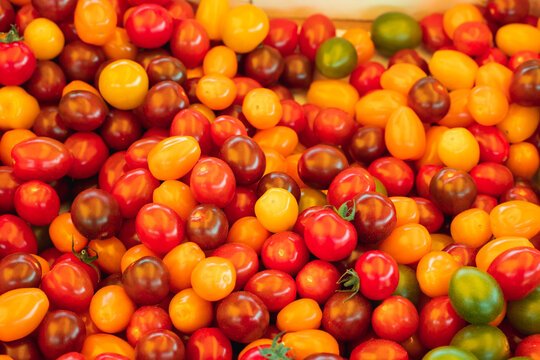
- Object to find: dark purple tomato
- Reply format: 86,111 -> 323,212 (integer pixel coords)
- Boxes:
487,0 -> 529,24
186,204 -> 228,250
418,296 -> 466,349
212,242 -> 259,291
123,256 -> 170,305
313,107 -> 355,146
0,252 -> 42,294
322,292 -> 372,341
261,231 -> 309,276
11,137 -> 73,183
413,197 -> 444,233
31,0 -> 76,22
0,166 -> 24,214
216,291 -> 269,343
126,306 -> 172,347
146,56 -> 187,86
429,168 -> 477,215
298,145 -> 348,189
186,328 -> 232,360
263,18 -> 298,57
0,337 -> 42,360
26,60 -> 66,103
111,168 -> 160,218
219,135 -> 265,186
408,77 -> 450,123
0,0 -> 14,33
71,188 -> 122,240
244,45 -> 284,87
510,59 -> 540,106
32,106 -> 72,142
280,53 -> 313,89
135,329 -> 185,360
59,40 -> 106,82
170,109 -> 212,155
353,191 -> 397,244
98,151 -> 129,193
443,243 -> 478,267
142,80 -> 189,128
278,99 -> 306,133
59,91 -> 109,132
349,61 -> 385,95
368,157 -> 414,196
100,110 -> 142,151
223,187 -> 256,224
125,137 -> 160,171
37,310 -> 86,359
257,171 -> 301,202
347,125 -> 386,164
64,132 -> 109,179
245,270 -> 297,312
389,49 -> 429,73
14,180 -> 60,226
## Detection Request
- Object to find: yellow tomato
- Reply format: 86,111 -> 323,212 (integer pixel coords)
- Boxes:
196,74 -> 237,110
255,188 -> 298,233
379,223 -> 432,264
505,142 -> 540,179
438,127 -> 480,172
307,80 -> 359,116
81,334 -> 134,360
203,45 -> 238,77
222,4 -> 269,53
391,196 -> 420,227
467,86 -> 509,126
74,0 -> 117,46
88,237 -> 126,274
496,24 -> 540,56
475,62 -> 512,100
416,125 -> 447,168
416,251 -> 461,297
0,129 -> 36,166
490,200 -> 540,239
195,0 -> 229,40
98,59 -> 148,110
497,104 -> 540,143
169,288 -> 213,334
0,86 -> 40,131
429,50 -> 478,90
24,18 -> 64,60
380,64 -> 426,95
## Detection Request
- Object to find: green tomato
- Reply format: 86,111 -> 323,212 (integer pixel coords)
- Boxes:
315,37 -> 357,79
508,357 -> 534,360
373,176 -> 388,196
423,346 -> 479,360
507,285 -> 540,335
392,264 -> 421,306
371,12 -> 422,57
450,325 -> 510,360
448,266 -> 504,324
298,188 -> 327,213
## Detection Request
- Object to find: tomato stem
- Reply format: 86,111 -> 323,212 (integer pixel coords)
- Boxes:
0,25 -> 23,43
336,268 -> 360,302
71,236 -> 100,280
258,331 -> 295,360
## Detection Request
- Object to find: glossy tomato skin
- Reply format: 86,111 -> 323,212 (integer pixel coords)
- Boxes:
122,256 -> 170,305
263,18 -> 298,56
71,189 -> 122,240
0,166 -> 24,214
322,292 -> 372,341
65,132 -> 110,179
190,157 -> 236,208
98,152 -> 129,193
371,296 -> 419,343
136,203 -> 184,255
126,305 -> 172,347
298,145 -> 349,190
296,260 -> 340,304
350,339 -> 409,360
26,60 -> 66,102
219,135 -> 266,186
245,270 -> 297,313
299,14 -> 336,61
170,19 -> 209,69
419,296 -> 467,349
0,39 -> 36,86
14,180 -> 60,226
470,162 -> 513,197
186,328 -> 232,360
354,191 -> 397,244
53,252 -> 100,290
125,4 -> 173,49
368,157 -> 414,197
261,231 -> 309,276
37,310 -> 86,358
111,168 -> 160,218
135,329 -> 185,360
223,187 -> 256,224
0,214 -> 38,257
212,243 -> 259,290
0,252 -> 42,294
327,167 -> 376,208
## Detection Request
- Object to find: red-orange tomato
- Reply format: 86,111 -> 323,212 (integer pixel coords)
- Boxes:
120,244 -> 158,273
379,223 -> 431,264
102,27 -> 138,60
438,89 -> 475,128
81,333 -> 135,360
90,285 -> 136,334
227,216 -> 271,254
391,196 -> 419,227
147,136 -> 201,180
505,142 -> 540,179
415,125 -> 447,168
203,45 -> 238,77
476,236 -> 534,271
163,242 -> 205,292
74,0 -> 117,46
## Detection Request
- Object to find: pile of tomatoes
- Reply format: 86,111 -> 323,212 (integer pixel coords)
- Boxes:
1,0 -> 540,358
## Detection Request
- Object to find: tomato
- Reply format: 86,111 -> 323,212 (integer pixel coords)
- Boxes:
169,288 -> 212,334
255,188 -> 298,233
0,27 -> 36,86
350,339 -> 408,360
263,18 -> 298,57
346,250 -> 398,300
98,152 -> 128,193
0,253 -> 42,294
420,13 -> 451,51
450,325 -> 510,360
125,4 -> 172,49
170,19 -> 210,69
299,14 -> 335,61
14,180 -> 59,226
282,330 -> 339,360
136,203 -> 183,255
211,116 -> 248,147
371,12 -> 422,56
196,74 -> 236,111
276,298 -> 322,332
163,242 -> 205,292
135,329 -> 185,360
125,137 -> 159,170
49,212 -> 88,253
65,132 -> 109,178
515,334 -> 540,359
244,269 -> 296,315
296,260 -> 340,304
147,136 -> 200,181
315,37 -> 357,79
0,288 -> 49,342
423,346 -> 479,360
496,24 -> 540,56
24,18 -> 64,61
0,86 -> 40,131
128,306 -> 172,346
392,264 -> 421,306
74,0 -> 116,46
490,201 -> 540,239
122,256 -> 169,306
308,80 -> 359,116
429,168 -> 477,216
450,208 -> 492,248
195,0 -> 228,41
0,215 -> 37,257
417,251 -> 461,298
186,327 -> 232,360
190,157 -> 236,208
98,59 -> 149,110
111,168 -> 160,218
81,333 -> 134,360
371,296 -> 418,343
349,62 -> 385,96
239,336 -> 293,360
191,256 -> 235,302
37,310 -> 86,358
379,223 -> 431,264
261,231 -> 309,276
419,296 -> 467,349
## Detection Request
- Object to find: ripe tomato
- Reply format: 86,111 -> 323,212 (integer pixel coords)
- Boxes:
277,298 -> 322,332
125,4 -> 172,49
353,250 -> 399,300
136,203 -> 184,255
74,0 -> 116,46
245,269 -> 296,312
371,296 -> 419,342
90,285 -> 135,334
190,157 -> 236,208
169,288 -> 213,334
0,288 -> 49,342
186,327 -> 232,360
170,19 -> 209,69
350,339 -> 408,360
0,215 -> 37,257
296,260 -> 340,304
261,232 -> 309,276
0,26 -> 36,86
14,180 -> 60,226
23,18 -> 64,60
191,256 -> 236,302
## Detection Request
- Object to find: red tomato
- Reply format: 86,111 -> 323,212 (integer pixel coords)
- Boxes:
371,296 -> 419,343
515,334 -> 540,359
298,14 -> 335,61
278,99 -> 306,133
470,162 -> 514,197
170,19 -> 209,69
263,18 -> 298,57
126,305 -> 172,347
14,180 -> 60,226
64,132 -> 109,179
111,168 -> 160,218
98,152 -> 129,193
418,296 -> 467,349
327,167 -> 376,208
296,260 -> 340,304
468,124 -> 510,163
190,157 -> 236,208
170,109 -> 213,155
135,203 -> 184,255
212,243 -> 259,290
186,327 -> 232,360
419,13 -> 452,51
350,339 -> 409,360
0,166 -> 24,214
53,251 -> 101,290
261,231 -> 310,276
245,270 -> 296,313
125,137 -> 160,171
0,214 -> 37,257
125,4 -> 172,49
0,27 -> 36,86
368,157 -> 414,197
349,61 -> 385,95
354,250 -> 399,300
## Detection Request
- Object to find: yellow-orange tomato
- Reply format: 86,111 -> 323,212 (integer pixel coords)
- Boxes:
195,0 -> 229,40
475,62 -> 512,100
438,89 -> 475,128
467,86 -> 509,126
355,89 -> 407,128
282,330 -> 340,360
187,67 -> 204,79
0,288 -> 49,342
379,223 -> 432,264
239,339 -> 273,359
99,60 -> 148,110
505,142 -> 540,179
203,45 -> 238,77
24,18 -> 65,60
416,251 -> 461,297
49,212 -> 88,253
443,3 -> 485,39
497,104 -> 540,143
88,237 -> 126,274
253,126 -> 298,157
490,200 -> 540,239
74,0 -> 117,46
0,355 -> 14,360
255,188 -> 299,233
496,23 -> 540,56
191,256 -> 236,301
391,196 -> 419,227
0,129 -> 36,166
298,188 -> 327,213
222,4 -> 269,53
63,80 -> 102,99
0,86 -> 40,131
277,298 -> 322,332
81,334 -> 134,360
90,285 -> 136,333
243,88 -> 283,130
438,127 -> 480,172
416,125 -> 447,168
153,180 -> 197,222
450,208 -> 492,248
102,27 -> 137,60
189,103 -> 216,122
430,233 -> 454,251
342,27 -> 375,65
147,136 -> 201,180
307,80 -> 359,116
120,244 -> 158,273
30,254 -> 50,278
196,74 -> 237,110
169,288 -> 213,334
385,106 -> 426,160
262,146 -> 287,175
286,153 -> 308,189
163,242 -> 205,292
227,216 -> 271,253
476,236 -> 534,271
429,50 -> 478,90
380,64 -> 426,95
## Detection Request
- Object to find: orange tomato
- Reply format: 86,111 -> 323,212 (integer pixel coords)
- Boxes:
88,237 -> 126,274
430,233 -> 454,251
505,142 -> 540,179
468,86 -> 509,126
307,80 -> 359,116
190,256 -> 236,301
475,62 -> 512,100
416,251 -> 461,297
380,64 -> 426,95
385,106 -> 426,160
98,59 -> 148,110
203,45 -> 238,77
0,86 -> 40,131
81,333 -> 135,360
153,180 -> 197,222
102,27 -> 137,60
497,104 -> 540,143
147,136 -> 201,180
262,146 -> 288,175
90,285 -> 136,333
286,153 -> 308,188
429,50 -> 478,90
253,126 -> 298,157
196,74 -> 237,110
437,127 -> 480,172
195,0 -> 229,40
450,208 -> 492,248
243,88 -> 283,130
443,3 -> 485,39
391,196 -> 420,227
277,298 -> 322,332
120,244 -> 158,273
169,288 -> 213,334
163,242 -> 205,292
438,89 -> 475,128
49,212 -> 88,253
282,330 -> 340,360
0,129 -> 36,166
0,288 -> 49,342
221,4 -> 269,53
30,254 -> 50,278
74,0 -> 117,46
187,66 -> 204,79
342,27 -> 375,65
496,23 -> 540,56
379,223 -> 432,264
355,89 -> 406,128
415,125 -> 447,168
227,216 -> 271,253
490,200 -> 540,239
476,236 -> 534,271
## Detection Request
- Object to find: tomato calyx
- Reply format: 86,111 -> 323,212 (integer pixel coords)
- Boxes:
0,25 -> 24,43
336,268 -> 360,302
258,332 -> 295,360
325,200 -> 356,222
71,238 -> 100,279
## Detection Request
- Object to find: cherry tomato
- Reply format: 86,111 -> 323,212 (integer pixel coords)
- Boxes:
221,4 -> 268,54
162,242 -> 205,292
296,260 -> 340,304
277,298 -> 321,332
263,18 -> 298,57
190,157 -> 236,208
136,203 -> 183,255
261,231 -> 309,276
14,180 -> 59,226
349,61 -> 385,96
0,288 -> 49,342
282,330 -> 339,360
49,212 -> 88,253
245,269 -> 296,312
170,19 -> 209,69
368,157 -> 414,197
372,296 -> 419,342
111,168 -> 160,218
468,124 -> 510,163
24,18 -> 64,60
350,339 -> 408,360
81,333 -> 134,360
191,256 -> 236,302
0,26 -> 36,86
169,288 -> 212,334
125,4 -> 172,49
186,327 -> 232,360
98,59 -> 149,110
74,0 -> 116,46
